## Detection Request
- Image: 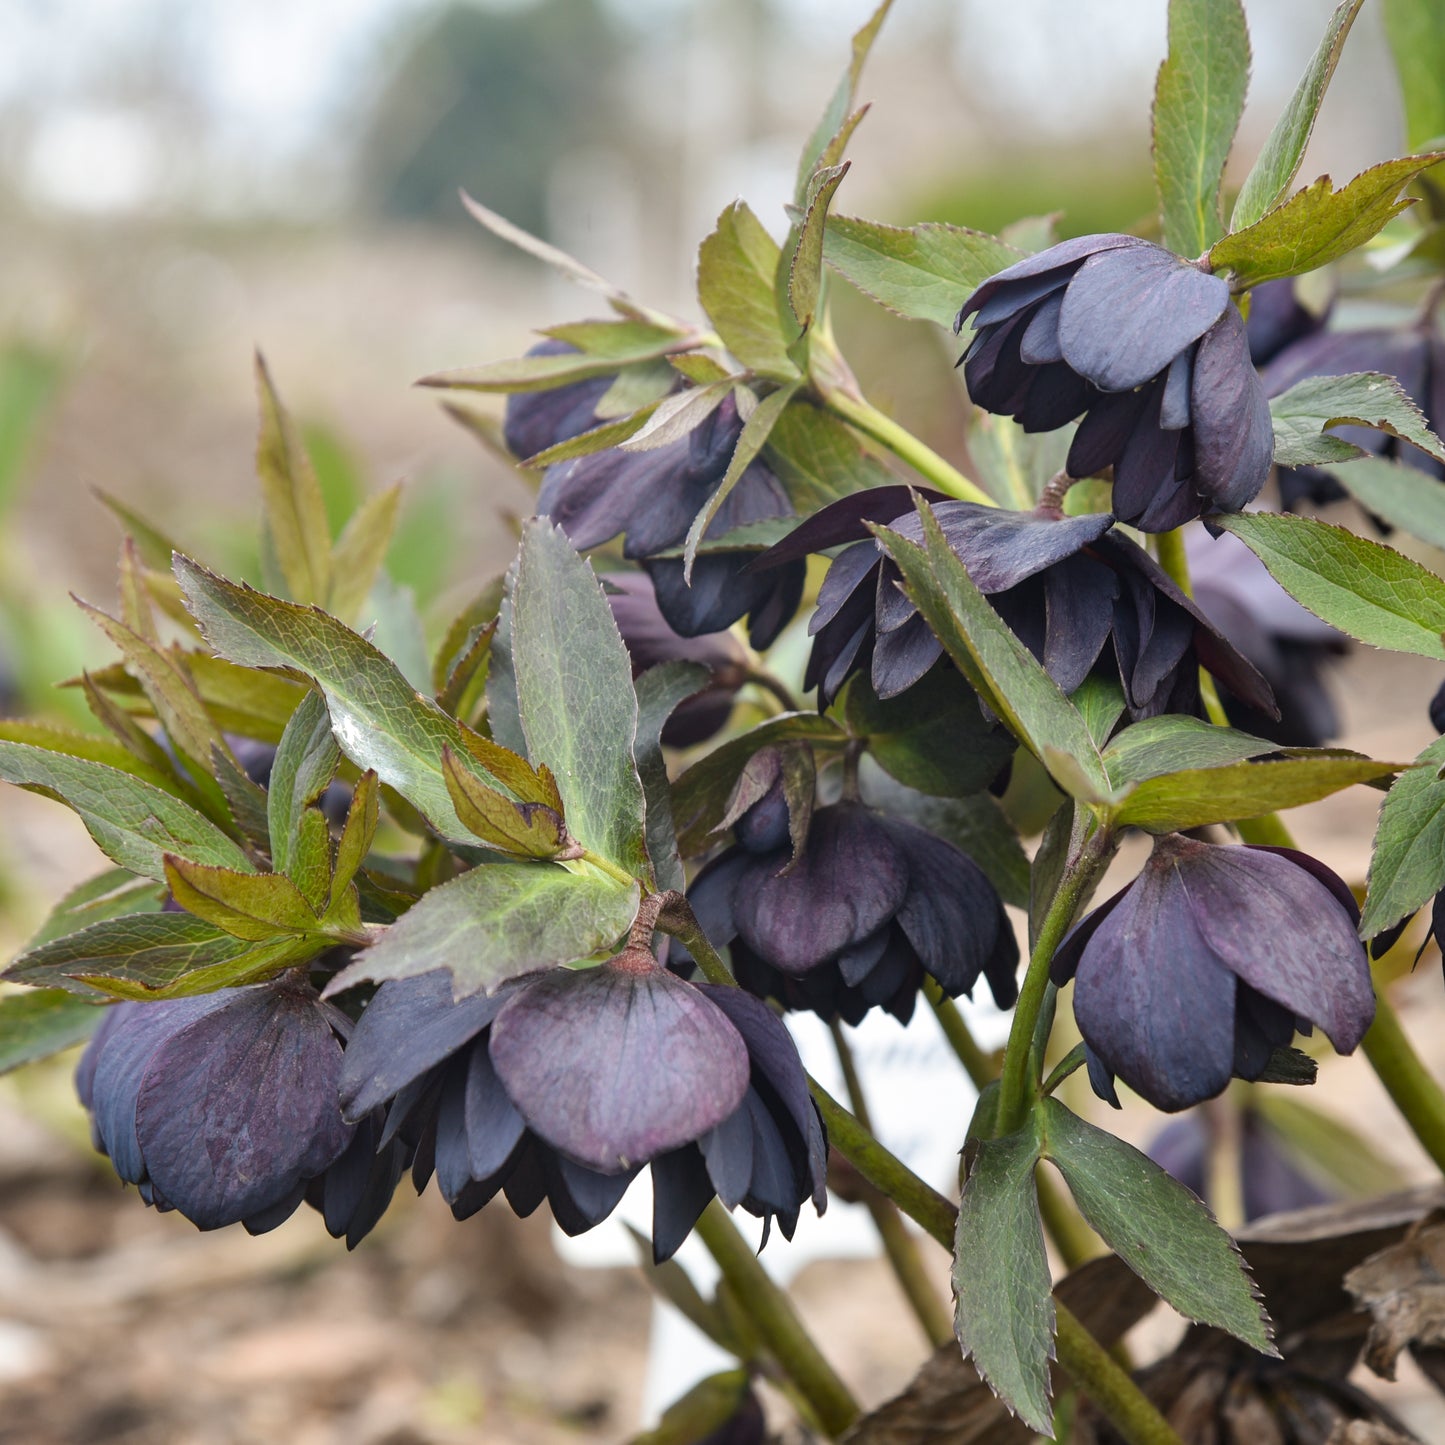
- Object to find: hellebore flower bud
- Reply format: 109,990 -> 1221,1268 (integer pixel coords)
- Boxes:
688,795 -> 1019,1025
955,234 -> 1273,532
75,980 -> 394,1239
1051,836 -> 1374,1112
339,952 -> 827,1262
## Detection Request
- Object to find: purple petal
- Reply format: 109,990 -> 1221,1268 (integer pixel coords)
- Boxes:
1068,387 -> 1150,478
1059,246 -> 1229,392
1042,555 -> 1118,694
955,234 -> 1145,329
1189,307 -> 1273,509
1019,291 -> 1066,364
871,615 -> 944,698
466,1039 -> 527,1179
489,961 -> 750,1173
1160,347 -> 1194,431
700,1105 -> 755,1208
549,1155 -> 636,1235
752,487 -> 944,570
734,804 -> 909,973
1018,363 -> 1096,432
651,1146 -> 715,1262
136,985 -> 353,1228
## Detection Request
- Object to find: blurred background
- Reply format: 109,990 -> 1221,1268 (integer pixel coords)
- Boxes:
0,1 -> 1436,1441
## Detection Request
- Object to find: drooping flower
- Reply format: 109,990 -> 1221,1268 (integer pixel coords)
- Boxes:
606,571 -> 748,747
955,234 -> 1273,531
754,486 -> 1276,720
1261,317 -> 1445,512
338,953 -> 827,1262
1187,528 -> 1346,747
76,980 -> 401,1243
687,782 -> 1019,1026
502,339 -> 620,462
1148,1109 -> 1332,1221
1051,836 -> 1375,1112
514,373 -> 804,648
1244,277 -> 1333,368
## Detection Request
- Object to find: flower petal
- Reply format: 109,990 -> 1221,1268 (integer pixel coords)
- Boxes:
1189,306 -> 1273,509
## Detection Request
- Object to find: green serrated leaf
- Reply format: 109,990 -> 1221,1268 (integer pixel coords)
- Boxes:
795,0 -> 893,205
1153,0 -> 1251,256
789,162 -> 850,335
876,506 -> 1112,801
672,714 -> 848,857
697,203 -> 799,382
511,520 -> 649,879
434,583 -> 503,698
1103,715 -> 1277,786
1270,371 -> 1445,469
289,810 -> 333,913
0,989 -> 104,1073
1041,1098 -> 1275,1354
822,216 -> 1023,330
329,482 -> 403,623
0,742 -> 253,883
682,383 -> 801,579
847,665 -> 1016,799
618,377 -> 736,453
762,398 -> 896,513
1327,456 -> 1445,551
1211,155 -> 1445,288
326,860 -> 638,998
5,912 -> 317,998
1071,675 -> 1128,750
541,318 -> 689,357
953,1120 -> 1054,1435
442,747 -> 569,859
268,689 -> 340,879
332,770 -> 380,901
1359,733 -> 1445,939
1111,753 -> 1403,832
634,662 -> 710,895
1218,511 -> 1445,658
1383,0 -> 1445,157
254,354 -> 333,606
0,718 -> 185,799
436,620 -> 496,724
18,870 -> 166,952
1230,0 -> 1363,231
77,671 -> 191,791
211,746 -> 272,851
518,407 -> 657,468
175,557 -> 507,844
94,488 -> 185,575
164,856 -> 323,942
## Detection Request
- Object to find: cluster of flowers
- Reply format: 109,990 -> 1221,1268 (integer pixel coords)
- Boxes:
76,232 -> 1392,1254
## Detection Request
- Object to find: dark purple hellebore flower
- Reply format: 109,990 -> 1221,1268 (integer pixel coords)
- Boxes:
754,486 -> 1276,721
1244,277 -> 1332,369
955,234 -> 1273,532
1187,528 -> 1346,747
606,571 -> 748,747
338,955 -> 827,1262
1148,1110 -> 1331,1222
687,793 -> 1019,1026
75,980 -> 401,1243
1261,317 -> 1445,511
502,339 -> 620,463
517,370 -> 804,648
1051,836 -> 1375,1113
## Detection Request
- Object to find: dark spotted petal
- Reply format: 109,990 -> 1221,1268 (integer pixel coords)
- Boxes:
1183,845 -> 1374,1053
1068,387 -> 1151,478
1059,245 -> 1229,392
340,972 -> 504,1121
700,1104 -> 755,1208
709,456 -> 791,534
651,1146 -> 716,1263
1244,845 -> 1360,921
1019,291 -> 1066,364
1160,347 -> 1194,430
1071,862 -> 1239,1111
955,233 -> 1145,329
85,994 -> 232,1184
753,486 -> 945,570
135,986 -> 353,1228
1189,306 -> 1273,509
872,614 -> 944,698
490,963 -> 750,1173
735,804 -> 909,974
1042,555 -> 1118,694
890,504 -> 1115,594
877,816 -> 1017,999
466,1039 -> 527,1180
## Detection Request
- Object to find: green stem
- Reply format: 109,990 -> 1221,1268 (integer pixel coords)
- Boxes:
923,979 -> 997,1090
1153,525 -> 1233,728
579,847 -> 644,892
825,391 -> 996,506
693,1202 -> 860,1439
741,665 -> 800,715
1055,1303 -> 1182,1445
1362,988 -> 1445,1177
997,822 -> 1115,1135
829,1022 -> 953,1347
